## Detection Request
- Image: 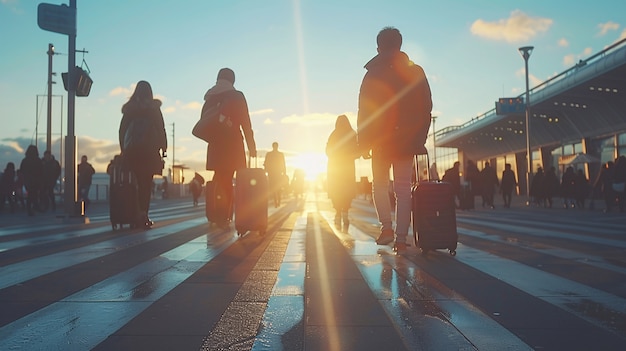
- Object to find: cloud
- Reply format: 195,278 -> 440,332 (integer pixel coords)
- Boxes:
280,112 -> 340,126
250,108 -> 274,116
597,21 -> 619,36
620,29 -> 626,41
558,38 -> 569,47
515,68 -> 543,88
471,10 -> 553,43
109,85 -> 134,97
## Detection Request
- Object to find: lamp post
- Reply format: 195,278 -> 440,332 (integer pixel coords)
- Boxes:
519,46 -> 533,204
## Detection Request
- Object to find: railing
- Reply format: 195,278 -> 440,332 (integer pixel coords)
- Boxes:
435,38 -> 626,140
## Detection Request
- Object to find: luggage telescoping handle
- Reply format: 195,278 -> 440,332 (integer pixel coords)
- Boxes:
248,155 -> 258,169
414,151 -> 431,183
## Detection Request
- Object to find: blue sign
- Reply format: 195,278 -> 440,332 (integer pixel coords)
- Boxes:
37,3 -> 76,36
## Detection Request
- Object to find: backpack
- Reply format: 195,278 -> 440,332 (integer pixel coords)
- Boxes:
193,94 -> 233,144
123,116 -> 158,157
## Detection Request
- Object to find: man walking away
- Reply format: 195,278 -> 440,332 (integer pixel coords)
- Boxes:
357,26 -> 432,254
264,142 -> 286,207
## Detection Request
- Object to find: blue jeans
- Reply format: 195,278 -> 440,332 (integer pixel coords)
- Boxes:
371,151 -> 413,244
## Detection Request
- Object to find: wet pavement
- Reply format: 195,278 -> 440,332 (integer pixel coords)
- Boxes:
1,192 -> 625,350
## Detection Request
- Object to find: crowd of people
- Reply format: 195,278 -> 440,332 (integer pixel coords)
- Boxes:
1,146 -> 64,216
0,150 -> 99,216
436,156 -> 626,213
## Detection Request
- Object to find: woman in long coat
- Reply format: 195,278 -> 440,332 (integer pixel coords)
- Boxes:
119,80 -> 167,228
203,68 -> 257,226
326,114 -> 359,229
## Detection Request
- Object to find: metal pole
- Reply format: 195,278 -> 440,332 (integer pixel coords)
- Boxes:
171,122 -> 175,182
519,46 -> 534,204
64,0 -> 78,216
431,115 -> 437,162
47,43 -> 54,153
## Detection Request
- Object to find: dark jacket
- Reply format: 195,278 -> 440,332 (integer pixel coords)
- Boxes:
203,89 -> 256,172
20,145 -> 43,192
357,51 -> 432,158
42,156 -> 61,189
500,169 -> 517,194
119,99 -> 167,175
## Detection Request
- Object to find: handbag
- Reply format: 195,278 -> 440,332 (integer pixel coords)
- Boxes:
192,101 -> 233,144
612,182 -> 625,193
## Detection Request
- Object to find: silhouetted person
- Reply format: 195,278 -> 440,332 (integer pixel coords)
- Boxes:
612,156 -> 626,213
480,161 -> 498,209
574,169 -> 589,208
119,80 -> 168,228
442,161 -> 461,207
203,68 -> 257,227
561,166 -> 576,208
466,160 -> 480,206
264,141 -> 286,208
594,161 -> 616,212
20,145 -> 43,216
0,162 -> 17,213
500,163 -> 517,208
190,173 -> 204,207
530,167 -> 545,207
326,114 -> 359,230
292,169 -> 305,200
42,150 -> 61,211
357,27 -> 432,253
77,155 -> 95,210
543,166 -> 559,208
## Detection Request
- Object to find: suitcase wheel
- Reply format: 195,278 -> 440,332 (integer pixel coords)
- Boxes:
449,249 -> 457,256
112,223 -> 118,230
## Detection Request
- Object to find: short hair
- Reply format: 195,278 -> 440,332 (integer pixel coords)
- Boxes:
217,68 -> 235,84
377,27 -> 402,52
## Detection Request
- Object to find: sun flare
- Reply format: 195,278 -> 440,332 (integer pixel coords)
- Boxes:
290,152 -> 327,181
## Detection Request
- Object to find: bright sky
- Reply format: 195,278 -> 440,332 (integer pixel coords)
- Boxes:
1,0 -> 625,182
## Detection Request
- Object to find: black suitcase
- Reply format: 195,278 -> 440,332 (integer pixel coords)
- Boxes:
234,161 -> 268,235
204,180 -> 233,225
108,155 -> 139,230
412,154 -> 458,255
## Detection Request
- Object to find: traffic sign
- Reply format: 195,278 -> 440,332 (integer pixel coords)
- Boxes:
37,3 -> 76,36
495,97 -> 525,115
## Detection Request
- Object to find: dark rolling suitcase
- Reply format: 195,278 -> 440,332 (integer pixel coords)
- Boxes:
108,155 -> 139,230
234,159 -> 268,236
412,154 -> 458,255
205,180 -> 233,225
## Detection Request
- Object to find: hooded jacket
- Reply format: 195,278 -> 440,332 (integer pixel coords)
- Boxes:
203,79 -> 256,171
357,50 -> 432,158
119,99 -> 167,174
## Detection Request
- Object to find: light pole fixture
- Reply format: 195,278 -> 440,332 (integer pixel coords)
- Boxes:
519,46 -> 533,204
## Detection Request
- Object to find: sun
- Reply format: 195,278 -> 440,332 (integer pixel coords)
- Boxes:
290,152 -> 327,181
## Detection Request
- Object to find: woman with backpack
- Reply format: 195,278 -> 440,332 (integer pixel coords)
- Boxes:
119,80 -> 167,228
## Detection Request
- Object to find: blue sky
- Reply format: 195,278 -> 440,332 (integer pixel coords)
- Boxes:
1,0 -> 625,181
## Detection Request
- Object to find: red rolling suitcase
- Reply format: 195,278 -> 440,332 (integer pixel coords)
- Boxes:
412,153 -> 458,255
108,155 -> 139,230
234,158 -> 268,235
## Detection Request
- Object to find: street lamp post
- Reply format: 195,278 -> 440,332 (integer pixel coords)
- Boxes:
519,46 -> 533,205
